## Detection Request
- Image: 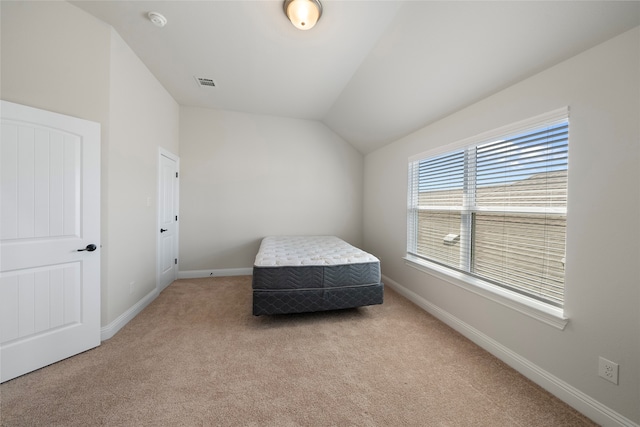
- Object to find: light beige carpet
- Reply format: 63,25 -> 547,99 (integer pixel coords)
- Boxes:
1,276 -> 596,426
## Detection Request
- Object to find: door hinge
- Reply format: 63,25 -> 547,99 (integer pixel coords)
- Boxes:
175,215 -> 178,221
176,172 -> 179,178
175,258 -> 178,265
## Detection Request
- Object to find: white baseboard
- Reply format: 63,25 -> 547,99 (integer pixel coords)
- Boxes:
383,274 -> 638,427
100,288 -> 158,341
178,268 -> 253,279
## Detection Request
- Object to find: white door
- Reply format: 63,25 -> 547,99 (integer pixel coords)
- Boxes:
157,149 -> 179,291
0,101 -> 100,383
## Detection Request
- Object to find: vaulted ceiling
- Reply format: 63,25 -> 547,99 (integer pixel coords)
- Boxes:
72,1 -> 640,154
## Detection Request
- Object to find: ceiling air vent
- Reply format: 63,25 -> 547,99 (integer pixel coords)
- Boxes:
194,76 -> 216,88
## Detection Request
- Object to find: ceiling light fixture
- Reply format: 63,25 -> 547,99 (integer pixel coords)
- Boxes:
283,0 -> 322,30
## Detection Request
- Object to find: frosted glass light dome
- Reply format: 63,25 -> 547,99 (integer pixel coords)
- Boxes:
284,0 -> 322,30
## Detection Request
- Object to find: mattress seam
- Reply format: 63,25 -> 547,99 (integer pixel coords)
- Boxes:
253,283 -> 383,292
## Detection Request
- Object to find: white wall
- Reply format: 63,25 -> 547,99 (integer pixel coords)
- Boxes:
179,106 -> 364,272
363,27 -> 640,424
0,2 -> 111,124
1,1 -> 180,328
106,31 -> 179,324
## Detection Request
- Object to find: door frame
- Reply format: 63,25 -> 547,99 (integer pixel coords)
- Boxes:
156,148 -> 180,292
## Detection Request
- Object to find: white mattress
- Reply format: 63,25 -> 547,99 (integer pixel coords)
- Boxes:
254,236 -> 379,267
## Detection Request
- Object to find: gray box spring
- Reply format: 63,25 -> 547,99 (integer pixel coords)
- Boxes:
252,236 -> 384,315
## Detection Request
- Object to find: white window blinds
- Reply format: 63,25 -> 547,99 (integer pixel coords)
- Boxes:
408,109 -> 569,307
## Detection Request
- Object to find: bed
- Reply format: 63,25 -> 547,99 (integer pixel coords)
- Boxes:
252,236 -> 384,315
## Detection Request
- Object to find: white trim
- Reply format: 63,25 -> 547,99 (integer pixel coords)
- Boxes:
409,106 -> 569,162
383,275 -> 639,427
404,255 -> 568,330
100,288 -> 158,341
178,268 -> 253,279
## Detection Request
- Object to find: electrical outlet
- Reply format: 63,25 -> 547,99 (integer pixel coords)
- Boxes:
598,357 -> 619,385
129,281 -> 135,295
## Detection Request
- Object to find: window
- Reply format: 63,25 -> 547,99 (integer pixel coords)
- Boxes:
407,109 -> 569,308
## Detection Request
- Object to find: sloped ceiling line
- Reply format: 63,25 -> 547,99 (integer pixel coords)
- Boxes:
71,1 -> 640,154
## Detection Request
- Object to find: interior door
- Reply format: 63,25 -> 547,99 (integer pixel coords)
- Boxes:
0,101 -> 101,383
157,149 -> 179,291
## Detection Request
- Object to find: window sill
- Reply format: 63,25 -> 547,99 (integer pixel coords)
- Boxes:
403,255 -> 569,330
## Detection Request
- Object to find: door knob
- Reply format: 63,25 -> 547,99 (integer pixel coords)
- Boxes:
77,244 -> 97,252
160,228 -> 168,233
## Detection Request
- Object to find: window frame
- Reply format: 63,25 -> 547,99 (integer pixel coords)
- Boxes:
406,108 -> 570,329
